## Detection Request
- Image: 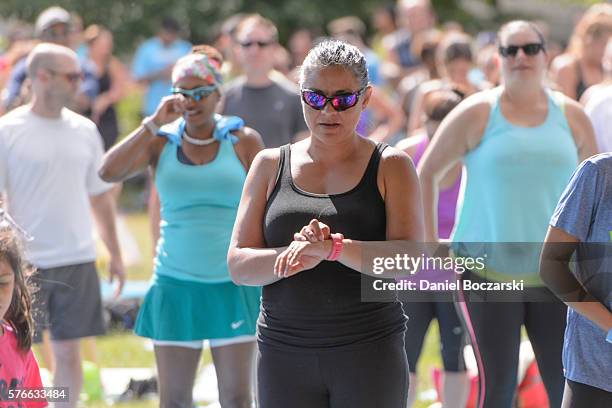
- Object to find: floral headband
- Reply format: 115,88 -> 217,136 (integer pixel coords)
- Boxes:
171,53 -> 223,86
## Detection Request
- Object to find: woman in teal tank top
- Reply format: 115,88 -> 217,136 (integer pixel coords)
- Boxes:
418,21 -> 597,408
99,48 -> 264,408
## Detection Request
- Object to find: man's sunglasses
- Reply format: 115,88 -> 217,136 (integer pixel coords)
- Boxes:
301,88 -> 366,112
47,69 -> 83,83
171,85 -> 217,102
498,43 -> 545,58
0,208 -> 33,242
239,40 -> 274,48
41,24 -> 71,41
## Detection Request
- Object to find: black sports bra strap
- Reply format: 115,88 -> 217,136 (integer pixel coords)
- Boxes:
277,144 -> 291,186
364,142 -> 389,185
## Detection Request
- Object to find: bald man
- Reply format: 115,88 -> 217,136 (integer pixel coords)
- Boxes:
0,6 -> 99,115
0,43 -> 124,408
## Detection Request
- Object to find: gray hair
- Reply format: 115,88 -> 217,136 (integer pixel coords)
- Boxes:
299,39 -> 369,89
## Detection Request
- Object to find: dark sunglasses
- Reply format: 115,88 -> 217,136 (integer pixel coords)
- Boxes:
239,40 -> 274,48
41,24 -> 71,40
301,88 -> 366,112
47,69 -> 83,83
498,43 -> 545,58
171,85 -> 217,102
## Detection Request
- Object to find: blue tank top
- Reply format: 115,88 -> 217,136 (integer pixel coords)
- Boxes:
451,87 -> 578,284
153,136 -> 246,283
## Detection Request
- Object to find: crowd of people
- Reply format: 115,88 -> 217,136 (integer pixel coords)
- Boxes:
0,0 -> 611,407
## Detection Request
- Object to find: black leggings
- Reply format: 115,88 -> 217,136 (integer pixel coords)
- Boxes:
403,299 -> 466,373
456,270 -> 566,408
562,380 -> 612,408
257,335 -> 408,408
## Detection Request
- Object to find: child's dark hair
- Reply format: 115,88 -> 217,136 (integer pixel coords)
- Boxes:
0,228 -> 34,350
424,89 -> 463,122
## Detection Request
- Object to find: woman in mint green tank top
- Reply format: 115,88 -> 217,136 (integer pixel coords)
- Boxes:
99,49 -> 264,408
418,21 -> 597,408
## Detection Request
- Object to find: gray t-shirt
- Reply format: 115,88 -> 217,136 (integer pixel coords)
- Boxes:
550,153 -> 612,392
221,76 -> 307,148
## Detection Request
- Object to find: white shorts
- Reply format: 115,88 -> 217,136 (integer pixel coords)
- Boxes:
152,334 -> 256,349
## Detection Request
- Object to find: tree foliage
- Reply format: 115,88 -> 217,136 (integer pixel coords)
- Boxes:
0,0 -> 595,55
0,0 -> 474,54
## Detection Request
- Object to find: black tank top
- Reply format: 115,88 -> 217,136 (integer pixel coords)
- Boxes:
575,61 -> 588,101
260,142 -> 406,351
97,67 -> 119,151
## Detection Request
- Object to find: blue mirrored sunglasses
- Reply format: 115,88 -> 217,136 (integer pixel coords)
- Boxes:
301,88 -> 366,112
171,85 -> 217,102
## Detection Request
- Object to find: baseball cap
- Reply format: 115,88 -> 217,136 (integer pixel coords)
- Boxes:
35,6 -> 71,37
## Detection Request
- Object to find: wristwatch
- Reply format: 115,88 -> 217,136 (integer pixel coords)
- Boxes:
606,328 -> 612,344
142,116 -> 160,136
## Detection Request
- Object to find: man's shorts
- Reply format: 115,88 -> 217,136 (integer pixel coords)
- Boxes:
32,262 -> 105,343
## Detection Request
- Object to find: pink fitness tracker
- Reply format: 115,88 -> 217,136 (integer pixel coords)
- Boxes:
326,233 -> 344,261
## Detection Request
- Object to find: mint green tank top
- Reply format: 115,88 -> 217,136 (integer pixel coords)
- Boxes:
451,87 -> 578,284
153,137 -> 246,283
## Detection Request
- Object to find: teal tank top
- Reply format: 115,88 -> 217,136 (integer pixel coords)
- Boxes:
451,87 -> 578,284
153,137 -> 246,283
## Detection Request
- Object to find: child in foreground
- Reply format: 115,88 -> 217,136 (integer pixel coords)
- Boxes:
0,218 -> 47,408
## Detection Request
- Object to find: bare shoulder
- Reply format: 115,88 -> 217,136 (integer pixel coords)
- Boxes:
558,93 -> 595,145
232,126 -> 262,142
561,94 -> 590,125
247,147 -> 283,199
437,90 -> 493,149
557,92 -> 597,157
250,147 -> 281,176
380,145 -> 415,174
232,126 -> 264,149
230,126 -> 265,169
457,90 -> 494,115
377,145 -> 419,200
442,90 -> 492,130
551,53 -> 577,73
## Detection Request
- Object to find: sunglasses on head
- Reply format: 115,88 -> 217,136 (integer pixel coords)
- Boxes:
0,208 -> 33,242
498,43 -> 545,58
239,40 -> 274,48
171,85 -> 217,102
301,88 -> 366,112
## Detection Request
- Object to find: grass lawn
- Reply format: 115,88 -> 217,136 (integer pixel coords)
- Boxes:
121,212 -> 154,280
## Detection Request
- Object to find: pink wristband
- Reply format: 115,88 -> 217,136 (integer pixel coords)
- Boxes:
326,233 -> 344,261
